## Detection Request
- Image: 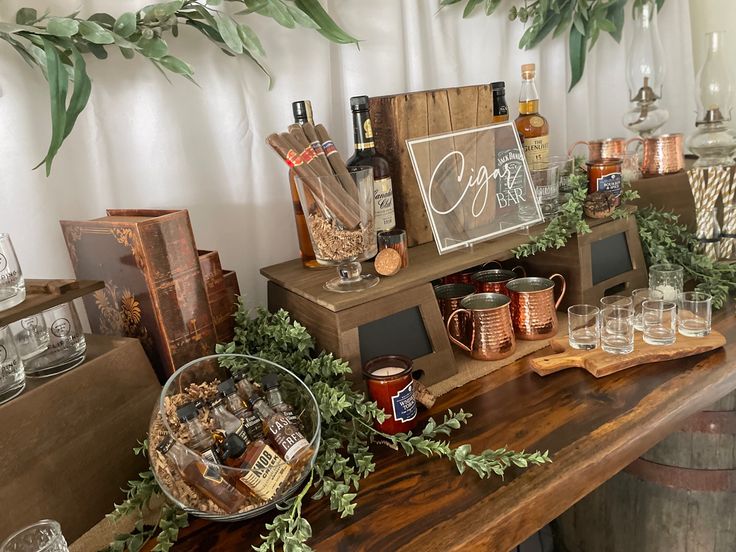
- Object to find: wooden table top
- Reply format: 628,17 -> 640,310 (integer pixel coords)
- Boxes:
151,304 -> 736,552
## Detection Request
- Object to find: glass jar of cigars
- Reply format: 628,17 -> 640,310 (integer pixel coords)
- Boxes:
149,354 -> 320,521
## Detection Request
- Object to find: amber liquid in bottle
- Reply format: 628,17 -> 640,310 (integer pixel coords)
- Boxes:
290,100 -> 321,269
491,81 -> 510,124
222,433 -> 292,502
250,396 -> 311,465
514,64 -> 550,167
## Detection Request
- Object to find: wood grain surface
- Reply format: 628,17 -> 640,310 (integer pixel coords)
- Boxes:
145,305 -> 736,552
531,331 -> 726,377
0,279 -> 103,327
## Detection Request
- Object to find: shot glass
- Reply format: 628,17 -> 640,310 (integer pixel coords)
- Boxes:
642,300 -> 677,346
631,288 -> 665,331
0,519 -> 69,552
9,314 -> 49,360
678,291 -> 712,337
648,263 -> 684,302
567,305 -> 600,350
601,306 -> 635,355
0,234 -> 26,311
0,325 -> 25,405
377,229 -> 409,268
600,295 -> 634,309
24,302 -> 86,378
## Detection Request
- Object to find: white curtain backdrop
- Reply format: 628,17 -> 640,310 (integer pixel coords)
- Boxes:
0,0 -> 694,308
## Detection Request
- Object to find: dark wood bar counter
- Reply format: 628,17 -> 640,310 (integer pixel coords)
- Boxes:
147,304 -> 736,552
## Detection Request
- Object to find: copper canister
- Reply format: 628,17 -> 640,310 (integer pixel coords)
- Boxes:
506,275 -> 566,340
568,137 -> 639,161
639,133 -> 685,176
434,283 -> 475,341
446,293 -> 516,361
471,266 -> 526,295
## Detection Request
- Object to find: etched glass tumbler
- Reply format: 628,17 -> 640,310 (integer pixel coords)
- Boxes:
0,234 -> 25,311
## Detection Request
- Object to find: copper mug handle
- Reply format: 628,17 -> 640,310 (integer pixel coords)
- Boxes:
549,273 -> 567,309
567,140 -> 589,159
482,260 -> 503,269
625,136 -> 643,154
447,308 -> 472,353
511,265 -> 526,277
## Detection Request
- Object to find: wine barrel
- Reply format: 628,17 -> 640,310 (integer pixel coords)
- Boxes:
554,391 -> 736,552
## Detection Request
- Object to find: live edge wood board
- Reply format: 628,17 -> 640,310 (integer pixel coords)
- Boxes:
149,305 -> 736,552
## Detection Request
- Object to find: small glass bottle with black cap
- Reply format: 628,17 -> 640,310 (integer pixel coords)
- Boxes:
210,397 -> 251,444
232,374 -> 266,441
157,434 -> 246,513
261,373 -> 301,428
176,402 -> 217,463
248,394 -> 311,465
217,431 -> 292,502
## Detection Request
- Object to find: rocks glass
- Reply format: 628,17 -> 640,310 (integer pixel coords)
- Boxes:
648,263 -> 684,302
24,302 -> 86,377
9,314 -> 49,360
600,295 -> 633,309
0,325 -> 25,405
567,305 -> 599,350
678,291 -> 712,337
524,161 -> 561,221
601,306 -> 635,355
641,300 -> 677,345
0,520 -> 68,552
0,234 -> 25,311
631,288 -> 664,331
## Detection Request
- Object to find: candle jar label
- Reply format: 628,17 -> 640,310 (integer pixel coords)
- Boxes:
596,172 -> 622,197
391,380 -> 417,423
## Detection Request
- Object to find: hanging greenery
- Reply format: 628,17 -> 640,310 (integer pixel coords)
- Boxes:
446,0 -> 666,90
0,1 -> 357,174
104,303 -> 551,551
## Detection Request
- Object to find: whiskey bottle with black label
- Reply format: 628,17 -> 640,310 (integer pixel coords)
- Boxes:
346,95 -> 396,235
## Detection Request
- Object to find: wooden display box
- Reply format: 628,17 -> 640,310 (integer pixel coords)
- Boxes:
0,335 -> 161,543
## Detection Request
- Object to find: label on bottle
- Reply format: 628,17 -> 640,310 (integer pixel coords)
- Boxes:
364,118 -> 374,139
242,410 -> 265,441
201,448 -> 218,464
391,381 -> 417,424
270,413 -> 310,463
374,177 -> 396,232
596,172 -> 623,197
495,149 -> 527,209
530,116 -> 545,128
523,135 -> 549,165
240,444 -> 291,501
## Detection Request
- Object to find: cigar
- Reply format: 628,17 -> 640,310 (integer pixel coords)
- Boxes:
267,133 -> 360,229
288,124 -> 335,181
315,124 -> 360,200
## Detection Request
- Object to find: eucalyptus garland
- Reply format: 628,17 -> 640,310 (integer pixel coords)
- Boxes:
447,0 -> 666,90
1,1 -> 356,174
104,303 -> 551,552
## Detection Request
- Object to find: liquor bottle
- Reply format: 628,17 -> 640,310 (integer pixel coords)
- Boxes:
515,64 -> 550,166
247,394 -> 311,465
491,81 -> 510,123
210,397 -> 251,444
176,402 -> 217,463
261,373 -> 301,428
218,431 -> 291,501
221,377 -> 264,441
289,100 -> 320,269
346,95 -> 397,234
157,435 -> 247,513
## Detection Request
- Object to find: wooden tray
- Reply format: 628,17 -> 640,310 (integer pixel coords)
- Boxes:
0,279 -> 104,327
530,331 -> 727,377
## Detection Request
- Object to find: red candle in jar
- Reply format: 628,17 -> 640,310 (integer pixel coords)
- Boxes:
586,157 -> 623,203
362,355 -> 417,434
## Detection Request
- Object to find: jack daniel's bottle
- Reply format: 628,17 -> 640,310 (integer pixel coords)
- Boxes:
346,96 -> 396,234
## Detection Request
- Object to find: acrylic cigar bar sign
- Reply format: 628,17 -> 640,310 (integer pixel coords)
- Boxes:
406,122 -> 544,254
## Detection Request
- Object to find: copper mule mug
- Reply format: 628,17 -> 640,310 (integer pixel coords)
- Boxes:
446,293 -> 516,361
568,137 -> 639,161
471,266 -> 526,295
435,283 -> 476,342
506,274 -> 567,340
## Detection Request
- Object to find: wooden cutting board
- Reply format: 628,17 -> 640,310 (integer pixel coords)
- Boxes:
530,331 -> 727,377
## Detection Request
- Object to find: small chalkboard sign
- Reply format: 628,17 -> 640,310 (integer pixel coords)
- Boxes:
359,307 -> 432,362
591,232 -> 633,285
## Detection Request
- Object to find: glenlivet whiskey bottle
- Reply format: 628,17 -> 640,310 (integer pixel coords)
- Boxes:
515,64 -> 550,166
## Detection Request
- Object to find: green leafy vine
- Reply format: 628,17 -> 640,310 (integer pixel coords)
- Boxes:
446,0 -> 666,90
1,1 -> 357,174
104,302 -> 551,551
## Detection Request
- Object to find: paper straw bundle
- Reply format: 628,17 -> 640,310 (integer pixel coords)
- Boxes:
687,166 -> 725,260
719,167 -> 736,259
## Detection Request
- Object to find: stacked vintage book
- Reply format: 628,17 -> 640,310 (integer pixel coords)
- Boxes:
61,209 -> 239,381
